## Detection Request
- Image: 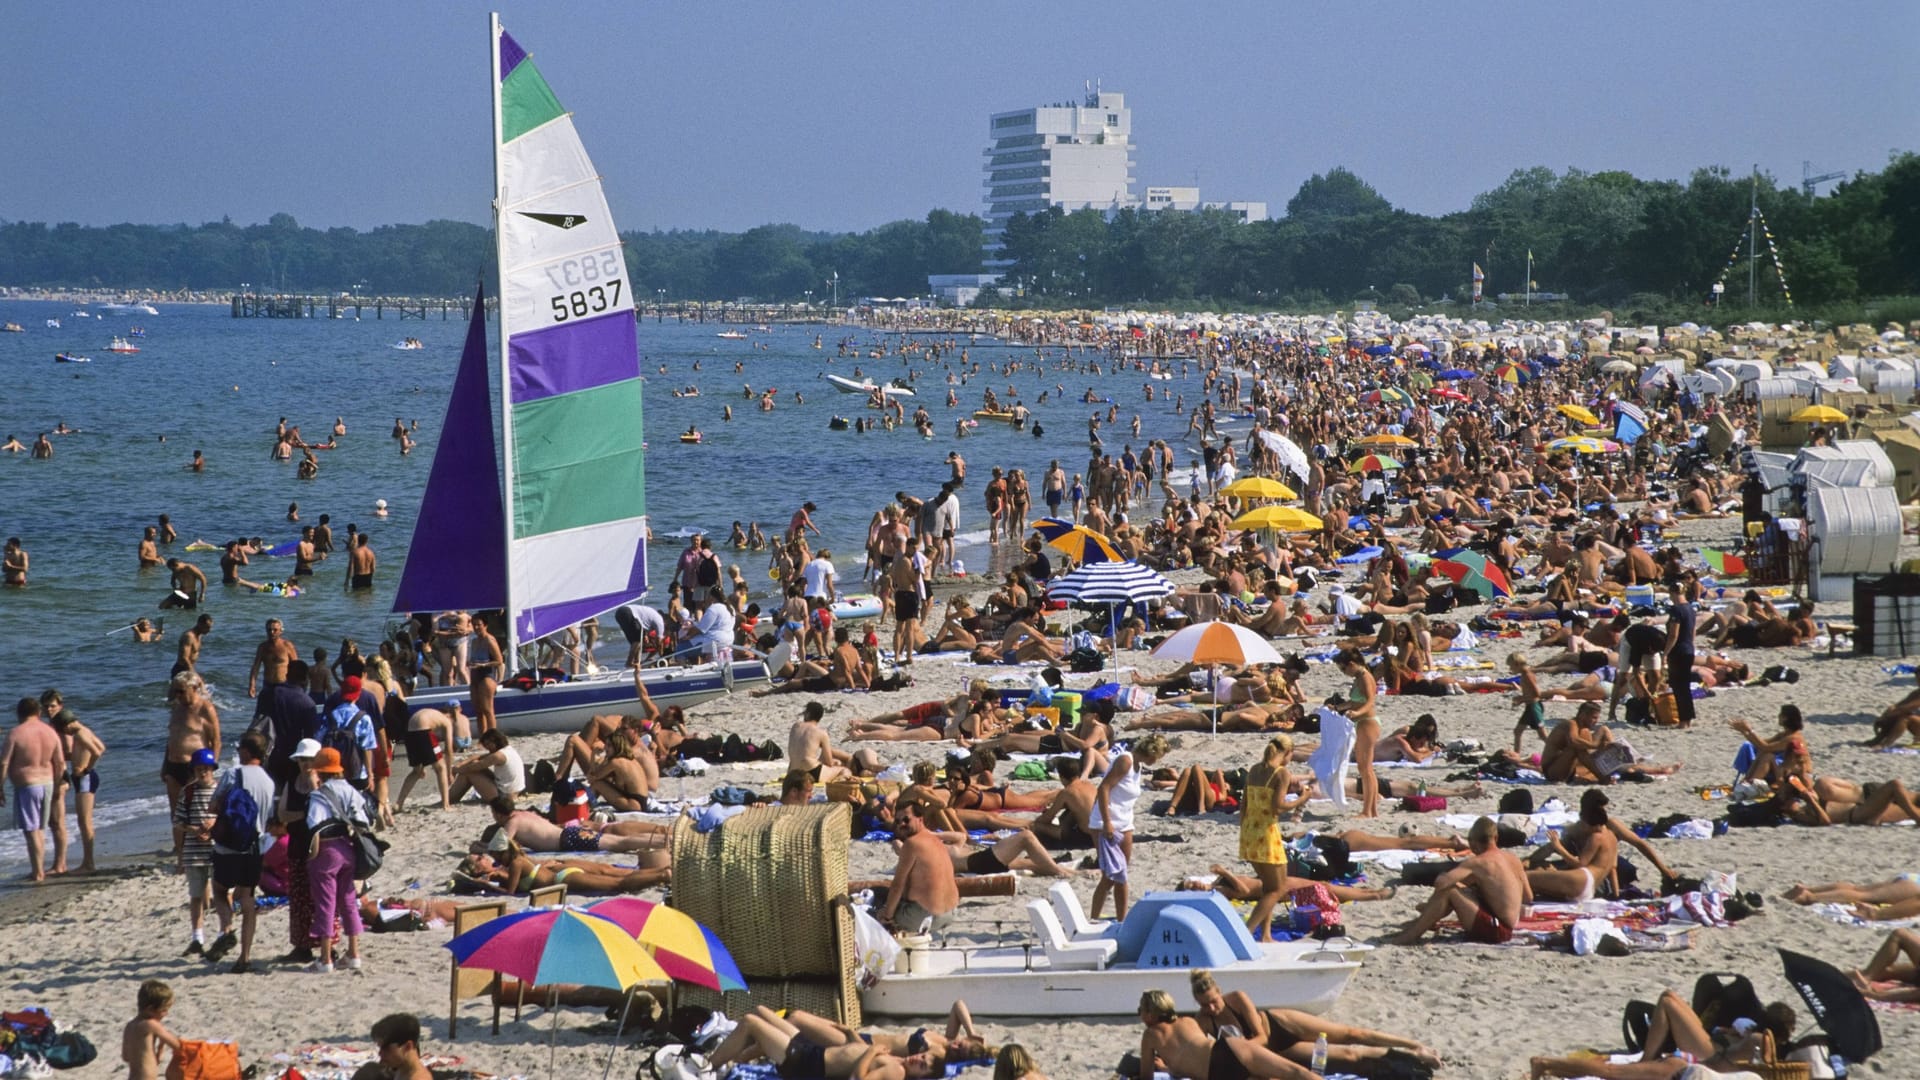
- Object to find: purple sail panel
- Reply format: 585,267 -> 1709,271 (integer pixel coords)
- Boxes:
507,311 -> 638,403
514,534 -> 647,641
499,30 -> 528,82
392,289 -> 508,615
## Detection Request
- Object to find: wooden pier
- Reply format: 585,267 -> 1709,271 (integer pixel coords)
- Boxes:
230,293 -> 482,319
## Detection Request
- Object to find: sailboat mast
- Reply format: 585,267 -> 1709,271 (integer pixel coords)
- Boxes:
491,11 -> 520,670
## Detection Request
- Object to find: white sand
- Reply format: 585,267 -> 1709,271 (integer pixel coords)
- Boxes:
5,515 -> 1919,1078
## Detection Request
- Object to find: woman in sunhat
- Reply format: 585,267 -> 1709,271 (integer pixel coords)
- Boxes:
304,746 -> 373,973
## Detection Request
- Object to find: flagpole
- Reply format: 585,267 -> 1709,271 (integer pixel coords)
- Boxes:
1525,252 -> 1532,307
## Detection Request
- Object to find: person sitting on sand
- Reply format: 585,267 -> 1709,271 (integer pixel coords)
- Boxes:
1187,969 -> 1440,1079
122,980 -> 182,1080
1525,786 -> 1618,902
707,1007 -> 936,1080
1374,713 -> 1442,763
1542,703 -> 1681,784
1029,757 -> 1098,849
586,730 -> 659,812
458,834 -> 669,895
1851,928 -> 1920,1003
1527,990 -> 1793,1080
969,608 -> 1064,665
1386,816 -> 1531,945
1869,674 -> 1920,748
1135,989 -> 1308,1080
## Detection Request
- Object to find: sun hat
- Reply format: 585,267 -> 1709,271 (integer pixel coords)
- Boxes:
289,738 -> 323,761
313,747 -> 344,776
191,748 -> 218,768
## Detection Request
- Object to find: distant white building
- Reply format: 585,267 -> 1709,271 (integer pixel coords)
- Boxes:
927,273 -> 1004,307
1142,186 -> 1267,223
983,89 -> 1137,254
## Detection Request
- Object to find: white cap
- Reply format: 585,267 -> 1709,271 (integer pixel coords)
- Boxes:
290,738 -> 323,760
1328,584 -> 1344,595
375,499 -> 388,509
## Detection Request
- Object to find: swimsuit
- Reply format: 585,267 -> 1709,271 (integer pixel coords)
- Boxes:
10,783 -> 49,832
161,758 -> 193,789
349,573 -> 374,591
559,823 -> 599,852
1466,906 -> 1514,944
779,1035 -> 828,1080
901,701 -> 943,729
67,768 -> 100,795
1209,1036 -> 1252,1080
963,846 -> 1008,875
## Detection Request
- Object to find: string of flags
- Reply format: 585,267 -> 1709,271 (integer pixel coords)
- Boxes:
1712,206 -> 1794,307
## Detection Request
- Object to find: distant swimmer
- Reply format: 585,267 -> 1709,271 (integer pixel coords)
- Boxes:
30,433 -> 53,459
3,537 -> 27,587
345,533 -> 377,592
162,559 -> 207,610
172,614 -> 213,678
131,617 -> 165,643
188,450 -> 205,472
157,514 -> 177,544
296,449 -> 320,480
391,418 -> 406,440
332,416 -> 347,437
0,435 -> 23,452
139,527 -> 163,569
373,499 -> 388,518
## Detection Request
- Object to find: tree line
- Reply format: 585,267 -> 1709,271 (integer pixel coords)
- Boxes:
1,155 -> 1914,313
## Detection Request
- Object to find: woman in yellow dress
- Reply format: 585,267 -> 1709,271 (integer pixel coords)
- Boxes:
1238,735 -> 1309,940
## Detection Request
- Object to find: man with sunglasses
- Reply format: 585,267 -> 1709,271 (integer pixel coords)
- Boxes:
370,1013 -> 431,1080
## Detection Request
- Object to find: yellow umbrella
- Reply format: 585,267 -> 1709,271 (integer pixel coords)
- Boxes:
1557,404 -> 1600,426
1219,476 -> 1298,501
1353,433 -> 1417,448
1231,506 -> 1324,532
1791,404 -> 1848,424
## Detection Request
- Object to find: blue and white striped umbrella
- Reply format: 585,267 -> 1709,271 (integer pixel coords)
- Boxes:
1046,560 -> 1174,606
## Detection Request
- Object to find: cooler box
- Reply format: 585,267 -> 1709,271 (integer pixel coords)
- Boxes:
1623,584 -> 1657,608
1052,692 -> 1081,729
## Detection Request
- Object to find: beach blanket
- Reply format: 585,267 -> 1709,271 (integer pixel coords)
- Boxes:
727,1058 -> 992,1080
1807,902 -> 1920,929
1346,849 -> 1443,871
1440,810 -> 1576,832
1374,757 -> 1449,769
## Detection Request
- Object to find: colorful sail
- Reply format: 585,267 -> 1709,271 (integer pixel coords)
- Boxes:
392,287 -> 508,615
496,27 -> 648,642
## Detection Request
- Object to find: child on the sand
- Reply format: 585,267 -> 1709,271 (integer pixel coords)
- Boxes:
121,980 -> 181,1080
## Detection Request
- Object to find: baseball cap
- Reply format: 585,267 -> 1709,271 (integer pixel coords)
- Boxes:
289,738 -> 323,761
191,748 -> 218,768
340,674 -> 364,700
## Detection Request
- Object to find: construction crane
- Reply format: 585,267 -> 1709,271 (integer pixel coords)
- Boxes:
1803,160 -> 1846,197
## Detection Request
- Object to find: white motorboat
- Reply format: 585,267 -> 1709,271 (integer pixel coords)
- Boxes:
825,373 -> 916,398
107,337 -> 140,353
102,301 -> 160,315
715,330 -> 749,339
860,885 -> 1369,1018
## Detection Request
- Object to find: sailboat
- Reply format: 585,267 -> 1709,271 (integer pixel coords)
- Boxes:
394,17 -> 776,733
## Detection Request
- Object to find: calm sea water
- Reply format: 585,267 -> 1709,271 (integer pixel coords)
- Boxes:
0,299 -> 1208,863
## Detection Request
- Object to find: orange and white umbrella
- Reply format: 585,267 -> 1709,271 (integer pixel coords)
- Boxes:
1151,620 -> 1285,668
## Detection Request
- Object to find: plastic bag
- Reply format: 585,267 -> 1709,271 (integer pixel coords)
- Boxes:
850,904 -> 900,989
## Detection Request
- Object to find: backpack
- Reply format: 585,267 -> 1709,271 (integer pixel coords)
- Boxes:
209,777 -> 261,853
321,701 -> 368,779
1067,646 -> 1104,673
696,553 -> 720,588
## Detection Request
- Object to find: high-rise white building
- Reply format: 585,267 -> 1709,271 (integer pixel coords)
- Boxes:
982,90 -> 1136,252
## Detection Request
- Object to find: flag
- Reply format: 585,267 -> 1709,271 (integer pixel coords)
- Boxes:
1472,262 -> 1484,302
1702,549 -> 1747,576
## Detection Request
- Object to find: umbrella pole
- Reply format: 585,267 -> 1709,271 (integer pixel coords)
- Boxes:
603,986 -> 637,1080
549,987 -> 561,1077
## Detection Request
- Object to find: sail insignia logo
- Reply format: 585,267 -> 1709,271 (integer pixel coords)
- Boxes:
520,212 -> 587,229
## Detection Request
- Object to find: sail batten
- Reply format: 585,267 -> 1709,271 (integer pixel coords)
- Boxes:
494,22 -> 647,644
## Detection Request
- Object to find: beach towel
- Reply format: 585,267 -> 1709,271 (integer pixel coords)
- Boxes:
1807,902 -> 1920,929
1307,707 -> 1354,810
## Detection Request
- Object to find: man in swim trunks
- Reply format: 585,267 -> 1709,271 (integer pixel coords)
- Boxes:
1387,816 -> 1530,945
161,558 -> 207,610
708,1008 -> 931,1080
1031,757 -> 1099,849
880,801 -> 959,936
1526,787 -> 1618,902
44,689 -> 105,874
171,614 -> 213,679
786,701 -> 854,782
163,672 -> 221,815
247,618 -> 299,705
485,797 -> 668,855
344,533 -> 377,591
2,697 -> 66,881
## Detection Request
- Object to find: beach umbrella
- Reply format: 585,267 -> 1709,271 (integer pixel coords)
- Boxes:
1601,359 -> 1637,374
1779,949 -> 1882,1063
1431,549 -> 1511,599
1790,404 -> 1848,424
1546,436 -> 1608,454
1152,621 -> 1287,735
1353,433 -> 1417,448
1230,506 -> 1324,532
1557,404 -> 1600,426
1219,476 -> 1298,502
1360,388 -> 1412,405
1028,517 -> 1123,564
1491,362 -> 1528,384
1254,429 -> 1310,483
1402,342 -> 1431,354
1699,548 -> 1747,576
1364,343 -> 1394,356
1437,368 -> 1477,380
1046,560 -> 1174,674
1613,402 -> 1650,444
1430,387 -> 1469,402
582,898 -> 746,992
447,906 -> 669,1075
1346,453 -> 1401,473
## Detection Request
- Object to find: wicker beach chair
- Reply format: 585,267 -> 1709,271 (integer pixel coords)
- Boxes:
669,801 -> 860,1024
446,899 -> 508,1039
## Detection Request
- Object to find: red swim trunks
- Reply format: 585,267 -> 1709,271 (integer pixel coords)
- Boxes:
1467,907 -> 1513,944
901,701 -> 944,728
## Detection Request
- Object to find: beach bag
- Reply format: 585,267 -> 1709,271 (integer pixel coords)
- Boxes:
350,824 -> 388,879
1498,789 -> 1535,815
1650,691 -> 1680,727
208,777 -> 261,853
166,1040 -> 240,1080
1400,795 -> 1447,813
43,1031 -> 95,1070
1287,881 -> 1344,934
1067,646 -> 1104,673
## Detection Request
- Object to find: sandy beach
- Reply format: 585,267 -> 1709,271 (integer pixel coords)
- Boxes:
3,509 -> 1918,1080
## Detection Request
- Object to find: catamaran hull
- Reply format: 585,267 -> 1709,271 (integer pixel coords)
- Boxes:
825,374 -> 915,398
405,659 -> 769,733
860,943 -> 1363,1018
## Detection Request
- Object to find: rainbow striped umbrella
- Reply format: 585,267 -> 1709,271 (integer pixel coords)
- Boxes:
584,898 -> 746,992
1346,453 -> 1402,473
446,905 -> 666,988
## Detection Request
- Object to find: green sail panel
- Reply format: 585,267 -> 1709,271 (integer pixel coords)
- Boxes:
501,60 -> 565,143
508,379 -> 647,536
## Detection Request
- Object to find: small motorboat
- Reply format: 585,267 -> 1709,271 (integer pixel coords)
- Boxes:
54,352 -> 90,364
391,338 -> 425,350
828,593 -> 883,621
107,337 -> 140,353
44,319 -> 60,329
1,323 -> 23,333
102,301 -> 160,315
862,886 -> 1369,1019
715,330 -> 749,340
70,310 -> 92,318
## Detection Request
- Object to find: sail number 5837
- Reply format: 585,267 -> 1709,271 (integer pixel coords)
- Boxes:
549,278 -> 624,322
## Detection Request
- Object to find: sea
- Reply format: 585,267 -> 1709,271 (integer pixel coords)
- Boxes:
0,299 -> 1213,868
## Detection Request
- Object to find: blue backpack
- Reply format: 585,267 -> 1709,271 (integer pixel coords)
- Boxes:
210,777 -> 260,852
322,700 -> 370,779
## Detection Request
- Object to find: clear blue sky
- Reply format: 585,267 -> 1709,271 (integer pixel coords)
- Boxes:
6,1 -> 1914,234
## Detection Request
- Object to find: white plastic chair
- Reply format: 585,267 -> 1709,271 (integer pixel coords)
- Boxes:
1047,881 -> 1111,942
1026,900 -> 1115,970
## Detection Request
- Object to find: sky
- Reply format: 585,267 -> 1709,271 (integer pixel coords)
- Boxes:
5,2 -> 1915,236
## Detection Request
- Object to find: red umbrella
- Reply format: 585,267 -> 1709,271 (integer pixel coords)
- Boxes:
1430,387 -> 1469,402
1432,549 -> 1512,599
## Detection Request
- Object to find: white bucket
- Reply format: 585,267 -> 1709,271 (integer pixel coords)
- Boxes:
893,933 -> 933,974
